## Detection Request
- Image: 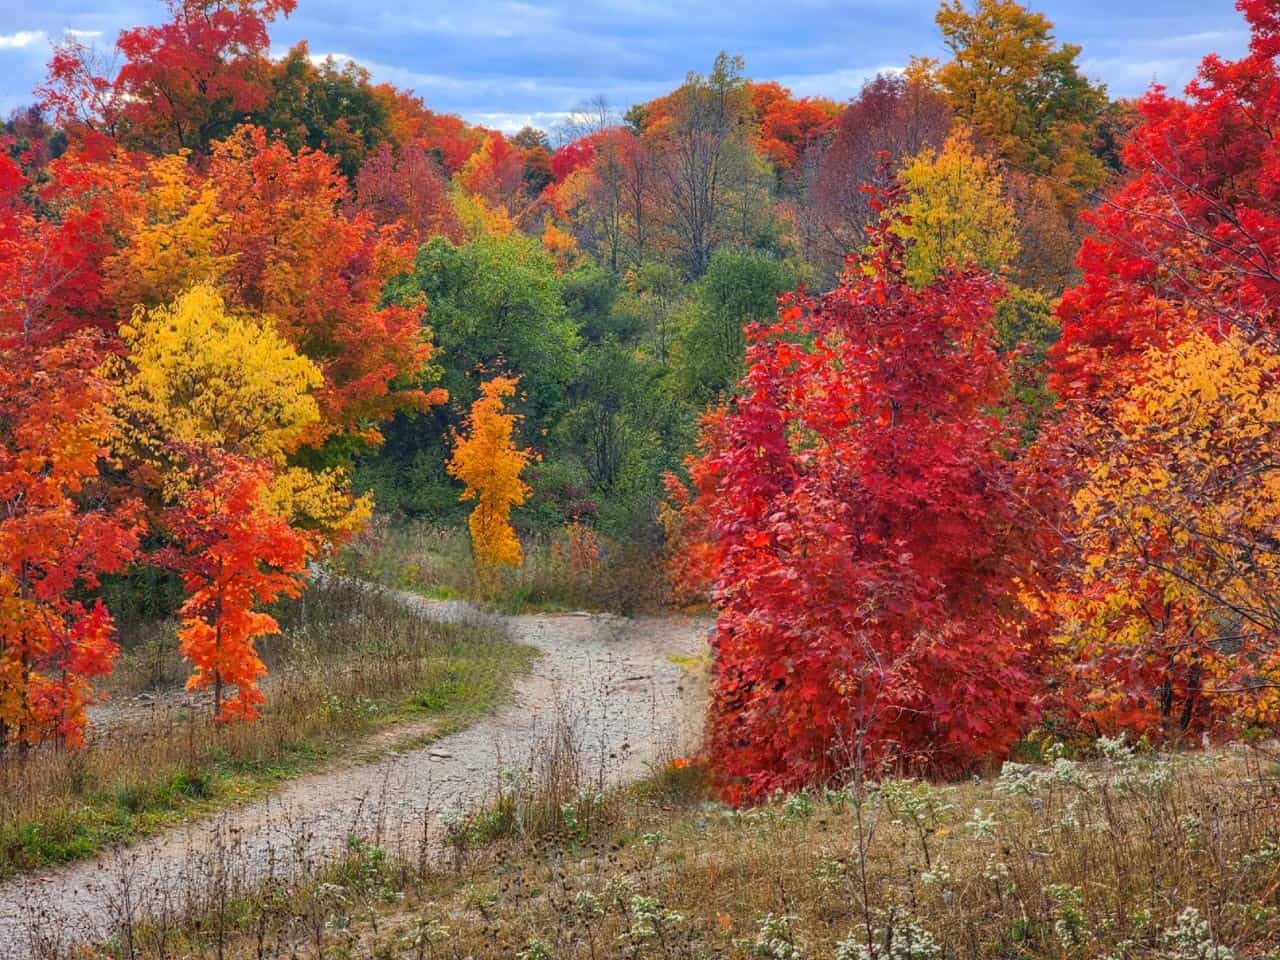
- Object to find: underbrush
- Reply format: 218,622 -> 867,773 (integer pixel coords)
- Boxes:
0,580 -> 534,879
334,516 -> 670,615
56,732 -> 1280,960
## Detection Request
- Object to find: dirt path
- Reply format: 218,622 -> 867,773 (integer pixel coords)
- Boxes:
0,588 -> 709,959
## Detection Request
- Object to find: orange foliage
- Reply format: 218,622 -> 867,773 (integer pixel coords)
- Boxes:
162,452 -> 313,722
205,126 -> 444,447
0,340 -> 142,747
749,81 -> 840,173
448,377 -> 533,572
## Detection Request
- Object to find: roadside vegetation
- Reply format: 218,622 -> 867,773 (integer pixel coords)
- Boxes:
0,580 -> 532,879
333,516 -> 671,616
54,734 -> 1280,959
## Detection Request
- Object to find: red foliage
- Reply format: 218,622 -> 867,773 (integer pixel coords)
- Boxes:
673,211 -> 1048,801
377,89 -> 487,174
0,141 -> 142,750
803,74 -> 951,273
354,141 -> 462,244
750,81 -> 840,173
459,131 -> 527,213
1051,0 -> 1280,400
0,138 -> 138,347
0,339 -> 142,747
43,0 -> 295,152
550,135 -> 601,183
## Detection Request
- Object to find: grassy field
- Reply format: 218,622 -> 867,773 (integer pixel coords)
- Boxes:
0,579 -> 535,880
60,731 -> 1280,960
334,516 -> 671,616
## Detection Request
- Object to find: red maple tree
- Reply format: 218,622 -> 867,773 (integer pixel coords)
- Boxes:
671,204 -> 1049,801
42,0 -> 296,152
1051,0 -> 1280,401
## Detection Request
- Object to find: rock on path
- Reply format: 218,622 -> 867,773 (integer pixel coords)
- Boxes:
0,588 -> 708,958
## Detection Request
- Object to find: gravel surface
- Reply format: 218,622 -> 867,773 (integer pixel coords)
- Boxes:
0,588 -> 709,958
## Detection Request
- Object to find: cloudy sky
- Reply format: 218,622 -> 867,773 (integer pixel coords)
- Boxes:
0,0 -> 1253,133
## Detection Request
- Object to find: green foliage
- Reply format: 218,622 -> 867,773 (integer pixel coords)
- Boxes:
672,249 -> 795,403
386,233 -> 582,429
994,285 -> 1059,441
562,262 -> 623,343
994,284 -> 1059,365
356,442 -> 465,519
254,45 -> 394,179
611,263 -> 684,363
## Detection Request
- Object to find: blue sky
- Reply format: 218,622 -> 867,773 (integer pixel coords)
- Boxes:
0,0 -> 1253,133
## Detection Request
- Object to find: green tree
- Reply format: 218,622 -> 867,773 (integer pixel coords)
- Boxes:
918,0 -> 1111,203
386,232 -> 582,429
672,250 -> 794,403
561,263 -> 622,344
254,43 -> 393,180
560,340 -> 690,534
610,262 -> 684,362
994,284 -> 1058,441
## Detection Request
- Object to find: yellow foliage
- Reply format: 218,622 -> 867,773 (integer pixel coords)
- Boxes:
928,0 -> 1108,200
118,284 -> 323,464
447,377 -> 533,572
453,191 -> 515,239
118,284 -> 371,547
893,128 -> 1019,287
265,466 -> 373,548
541,217 -> 581,272
107,152 -> 234,308
1060,330 -> 1280,728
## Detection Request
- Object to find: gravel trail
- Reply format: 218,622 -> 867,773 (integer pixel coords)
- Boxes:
0,588 -> 708,958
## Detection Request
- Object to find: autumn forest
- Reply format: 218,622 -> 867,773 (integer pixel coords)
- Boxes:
4,0 -> 1280,949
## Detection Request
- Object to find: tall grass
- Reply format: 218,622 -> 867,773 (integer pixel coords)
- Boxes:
53,740 -> 1280,960
335,516 -> 670,615
0,580 -> 533,879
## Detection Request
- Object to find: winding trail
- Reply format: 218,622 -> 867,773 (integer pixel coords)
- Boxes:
0,587 -> 709,958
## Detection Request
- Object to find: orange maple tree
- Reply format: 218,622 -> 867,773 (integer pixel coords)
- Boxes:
206,125 -> 444,449
0,340 -> 142,748
162,452 -> 313,722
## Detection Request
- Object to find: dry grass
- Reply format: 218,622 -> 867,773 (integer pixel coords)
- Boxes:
50,728 -> 1280,960
0,579 -> 534,879
335,517 -> 670,616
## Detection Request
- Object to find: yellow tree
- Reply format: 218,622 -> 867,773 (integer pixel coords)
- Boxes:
915,0 -> 1110,203
117,283 -> 370,539
105,152 -> 232,310
119,283 -> 323,462
447,376 -> 533,573
118,283 -> 371,719
893,128 -> 1019,287
1054,331 -> 1280,737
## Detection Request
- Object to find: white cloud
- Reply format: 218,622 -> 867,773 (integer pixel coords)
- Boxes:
466,110 -> 576,133
1079,55 -> 1205,94
64,28 -> 102,41
0,30 -> 46,51
776,64 -> 903,100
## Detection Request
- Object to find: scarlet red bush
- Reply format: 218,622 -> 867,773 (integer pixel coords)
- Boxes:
672,215 -> 1050,801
